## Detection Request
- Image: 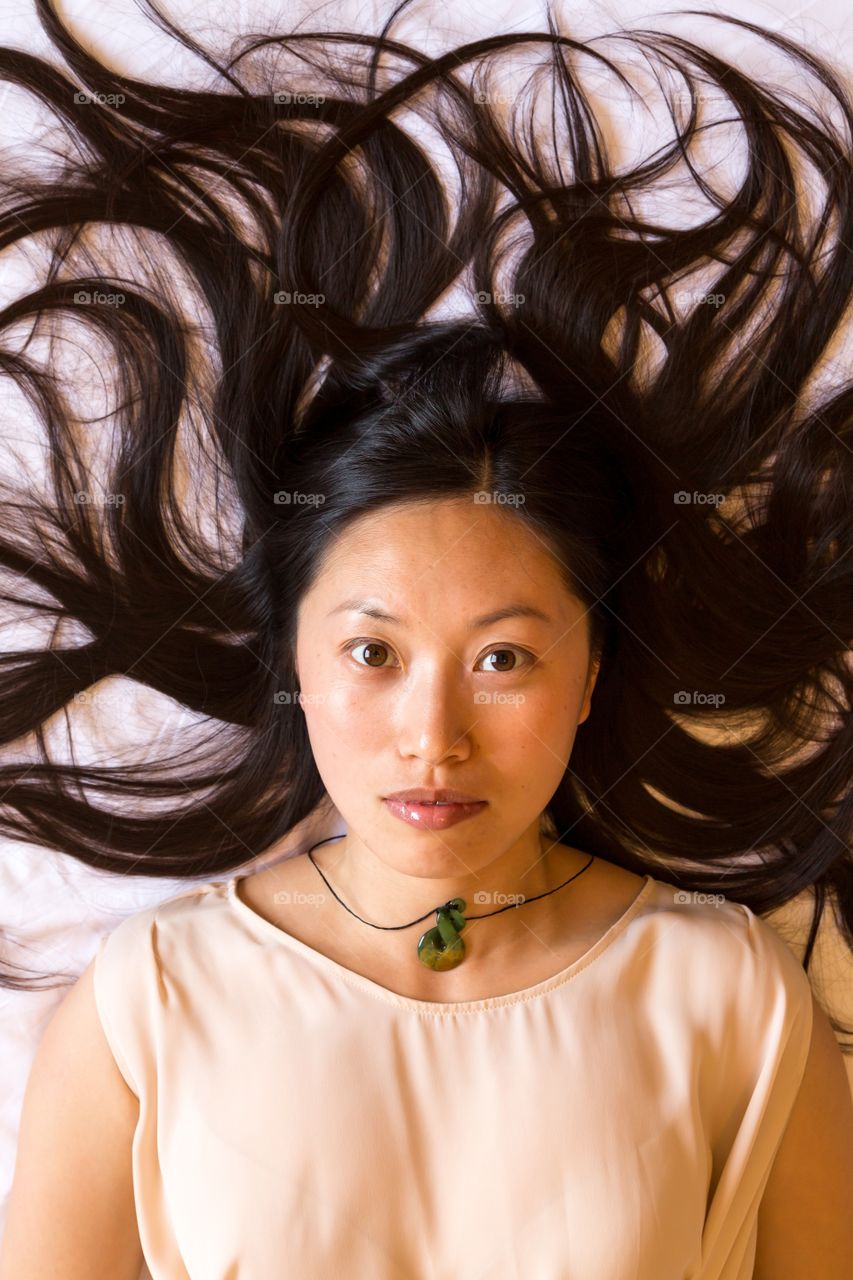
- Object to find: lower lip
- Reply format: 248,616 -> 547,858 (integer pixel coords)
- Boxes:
383,799 -> 487,830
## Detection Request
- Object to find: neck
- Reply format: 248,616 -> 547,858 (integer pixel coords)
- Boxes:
306,826 -> 594,967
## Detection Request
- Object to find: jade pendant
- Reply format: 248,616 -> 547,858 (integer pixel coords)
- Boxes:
417,899 -> 467,971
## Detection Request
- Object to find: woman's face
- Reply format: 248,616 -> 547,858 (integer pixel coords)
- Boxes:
293,497 -> 600,879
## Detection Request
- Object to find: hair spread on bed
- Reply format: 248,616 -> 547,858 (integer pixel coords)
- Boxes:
0,0 -> 849,1039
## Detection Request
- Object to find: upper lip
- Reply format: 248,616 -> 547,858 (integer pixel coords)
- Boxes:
384,788 -> 485,804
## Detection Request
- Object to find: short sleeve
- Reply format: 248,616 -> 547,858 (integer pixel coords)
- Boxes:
92,904 -> 162,1100
740,900 -> 815,1087
696,900 -> 815,1279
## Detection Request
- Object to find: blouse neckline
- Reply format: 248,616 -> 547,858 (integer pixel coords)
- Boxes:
224,871 -> 657,1015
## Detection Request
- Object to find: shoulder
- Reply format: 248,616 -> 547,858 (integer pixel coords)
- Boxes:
643,875 -> 811,974
636,880 -> 821,1162
93,881 -> 230,1016
90,879 -> 233,1093
629,876 -> 815,1044
97,878 -> 228,957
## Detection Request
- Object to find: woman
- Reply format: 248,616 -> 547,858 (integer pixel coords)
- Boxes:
0,0 -> 850,1275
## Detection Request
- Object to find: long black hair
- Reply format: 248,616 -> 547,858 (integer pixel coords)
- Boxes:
0,0 -> 850,1044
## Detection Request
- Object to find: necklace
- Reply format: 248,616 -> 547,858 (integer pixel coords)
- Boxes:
306,834 -> 596,971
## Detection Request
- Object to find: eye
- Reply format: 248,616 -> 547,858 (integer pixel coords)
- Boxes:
343,640 -> 535,673
479,647 -> 532,674
345,640 -> 397,669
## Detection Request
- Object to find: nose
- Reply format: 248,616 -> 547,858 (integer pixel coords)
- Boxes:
394,663 -> 476,764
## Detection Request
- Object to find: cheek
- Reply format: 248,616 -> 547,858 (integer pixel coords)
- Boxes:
308,682 -> 379,747
516,687 -> 584,754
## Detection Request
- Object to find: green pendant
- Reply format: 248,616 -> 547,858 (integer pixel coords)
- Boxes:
417,898 -> 467,971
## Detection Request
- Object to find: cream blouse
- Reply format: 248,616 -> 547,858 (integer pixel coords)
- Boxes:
93,868 -> 814,1279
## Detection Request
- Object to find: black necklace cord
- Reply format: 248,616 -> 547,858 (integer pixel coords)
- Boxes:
306,834 -> 596,932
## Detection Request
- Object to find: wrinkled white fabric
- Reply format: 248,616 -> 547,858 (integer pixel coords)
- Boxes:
93,872 -> 814,1280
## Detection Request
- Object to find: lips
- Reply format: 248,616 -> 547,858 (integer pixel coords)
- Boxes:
384,788 -> 484,804
383,796 -> 487,830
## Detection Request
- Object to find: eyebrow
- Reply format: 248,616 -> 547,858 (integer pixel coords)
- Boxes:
327,598 -> 555,630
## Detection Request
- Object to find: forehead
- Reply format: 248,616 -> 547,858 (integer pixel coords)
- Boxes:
314,500 -> 565,592
295,501 -> 591,642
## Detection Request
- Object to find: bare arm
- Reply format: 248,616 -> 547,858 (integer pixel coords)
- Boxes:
0,958 -> 145,1280
754,990 -> 853,1278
